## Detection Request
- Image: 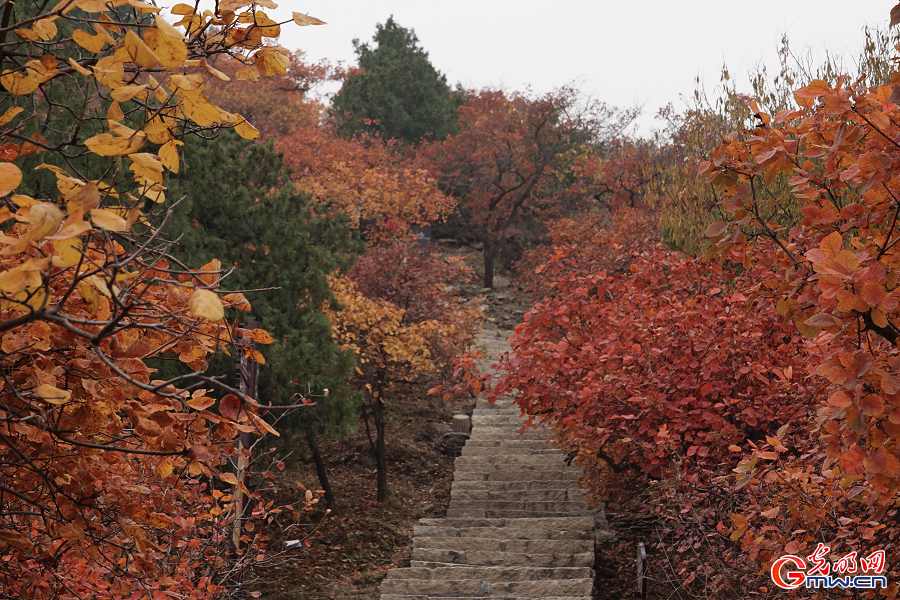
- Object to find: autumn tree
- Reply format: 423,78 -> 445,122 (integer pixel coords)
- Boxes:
0,1 -> 327,596
325,276 -> 440,502
331,16 -> 461,142
425,88 -> 605,287
277,124 -> 454,242
203,51 -> 346,138
327,242 -> 482,502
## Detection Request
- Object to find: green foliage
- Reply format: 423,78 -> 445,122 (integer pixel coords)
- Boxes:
332,16 -> 461,142
164,131 -> 364,436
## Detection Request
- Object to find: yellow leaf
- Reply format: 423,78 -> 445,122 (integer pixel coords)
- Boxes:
219,472 -> 239,485
246,348 -> 265,364
77,280 -> 100,316
222,292 -> 251,311
33,19 -> 58,41
198,258 -> 221,285
201,59 -> 230,82
107,101 -> 125,123
52,238 -> 83,267
29,202 -> 63,239
111,84 -> 147,102
90,208 -> 128,232
171,3 -> 195,15
126,0 -> 161,13
66,182 -> 101,213
0,163 -> 22,196
108,120 -> 139,139
75,0 -> 112,13
1,70 -> 40,95
292,12 -> 326,26
72,29 -> 108,54
23,59 -> 58,86
68,58 -> 92,77
233,114 -> 259,140
157,458 -> 174,479
169,73 -> 204,91
11,194 -> 38,207
124,30 -> 160,69
0,107 -> 23,128
0,268 -> 29,294
255,51 -> 289,77
189,289 -> 224,322
144,26 -> 187,69
15,29 -> 39,41
88,275 -> 112,298
179,95 -> 223,127
135,182 -> 166,204
155,15 -> 187,40
250,329 -> 275,345
128,152 -> 164,183
38,384 -> 72,405
158,140 -> 182,173
84,132 -> 145,156
236,66 -> 260,82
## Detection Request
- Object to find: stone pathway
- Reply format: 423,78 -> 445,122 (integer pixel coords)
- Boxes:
379,330 -> 597,599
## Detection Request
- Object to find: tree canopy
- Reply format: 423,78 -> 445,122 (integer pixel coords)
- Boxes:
332,17 -> 461,142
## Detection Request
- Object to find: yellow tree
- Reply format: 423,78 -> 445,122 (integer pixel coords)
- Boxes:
0,1 -> 325,597
325,275 -> 441,501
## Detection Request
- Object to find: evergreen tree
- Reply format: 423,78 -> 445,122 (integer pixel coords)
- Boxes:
163,131 -> 364,506
332,17 -> 461,142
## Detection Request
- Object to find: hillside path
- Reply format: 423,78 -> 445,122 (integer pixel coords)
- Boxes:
379,327 -> 600,599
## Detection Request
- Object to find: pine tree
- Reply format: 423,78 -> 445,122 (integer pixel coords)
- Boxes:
332,17 -> 461,142
163,131 -> 364,505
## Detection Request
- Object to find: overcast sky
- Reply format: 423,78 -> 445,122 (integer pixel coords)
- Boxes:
269,2 -> 892,134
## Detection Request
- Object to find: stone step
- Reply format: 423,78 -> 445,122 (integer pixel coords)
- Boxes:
455,455 -> 567,466
383,595 -> 590,600
462,439 -> 554,449
382,577 -> 593,597
418,517 -> 594,529
453,462 -> 573,472
460,448 -> 560,458
413,537 -> 594,555
450,489 -> 585,503
451,480 -> 578,491
471,408 -> 522,416
447,509 -> 593,519
453,470 -> 580,481
412,527 -> 592,542
467,431 -> 550,441
410,552 -> 594,569
385,566 -> 593,581
471,416 -> 529,425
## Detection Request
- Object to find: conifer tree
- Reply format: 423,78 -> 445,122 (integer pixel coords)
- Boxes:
332,17 -> 461,142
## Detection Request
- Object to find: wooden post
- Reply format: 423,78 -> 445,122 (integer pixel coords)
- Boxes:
231,320 -> 259,555
636,541 -> 647,600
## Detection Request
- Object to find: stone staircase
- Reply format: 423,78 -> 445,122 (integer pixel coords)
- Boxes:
380,387 -> 596,599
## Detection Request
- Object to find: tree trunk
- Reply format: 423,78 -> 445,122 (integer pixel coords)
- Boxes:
374,398 -> 387,502
482,240 -> 495,288
305,430 -> 335,510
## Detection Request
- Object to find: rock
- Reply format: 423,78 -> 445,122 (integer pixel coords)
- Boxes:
421,421 -> 453,443
438,432 -> 469,456
595,529 -> 618,545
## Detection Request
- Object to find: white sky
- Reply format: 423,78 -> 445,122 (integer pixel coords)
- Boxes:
269,2 -> 892,134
